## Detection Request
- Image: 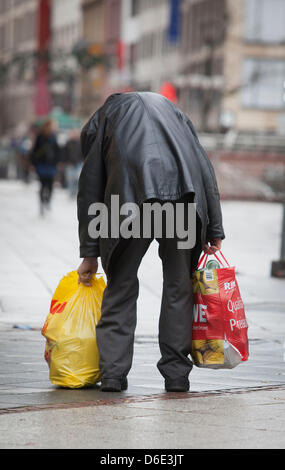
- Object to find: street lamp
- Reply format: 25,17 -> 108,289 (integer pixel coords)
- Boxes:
271,82 -> 285,278
271,198 -> 285,278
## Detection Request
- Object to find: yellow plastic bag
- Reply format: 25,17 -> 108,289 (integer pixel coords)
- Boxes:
41,271 -> 106,388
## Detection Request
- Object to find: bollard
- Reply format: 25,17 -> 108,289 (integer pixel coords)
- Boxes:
271,195 -> 285,278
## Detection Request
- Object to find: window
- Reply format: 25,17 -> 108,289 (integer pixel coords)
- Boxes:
0,0 -> 10,14
242,58 -> 285,109
245,0 -> 285,43
131,0 -> 140,17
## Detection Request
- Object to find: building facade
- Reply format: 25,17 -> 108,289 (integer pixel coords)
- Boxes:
223,0 -> 285,135
120,0 -> 140,90
130,0 -> 181,92
96,0 -> 127,100
51,0 -> 82,114
80,0 -> 182,116
80,0 -> 124,116
0,0 -> 38,136
79,0 -> 184,113
177,0 -> 227,131
178,0 -> 285,134
80,0 -> 105,117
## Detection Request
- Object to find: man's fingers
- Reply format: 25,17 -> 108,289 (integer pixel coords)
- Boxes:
82,272 -> 92,278
78,276 -> 91,287
77,257 -> 98,287
78,271 -> 93,287
203,240 -> 222,255
203,244 -> 210,254
79,272 -> 92,280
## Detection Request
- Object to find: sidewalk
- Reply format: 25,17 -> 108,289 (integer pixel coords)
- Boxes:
0,180 -> 285,449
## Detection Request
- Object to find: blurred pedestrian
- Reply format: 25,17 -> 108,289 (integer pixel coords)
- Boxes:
30,119 -> 60,216
77,92 -> 225,393
64,129 -> 83,198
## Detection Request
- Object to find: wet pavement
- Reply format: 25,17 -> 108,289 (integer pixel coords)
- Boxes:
0,320 -> 284,412
0,180 -> 285,448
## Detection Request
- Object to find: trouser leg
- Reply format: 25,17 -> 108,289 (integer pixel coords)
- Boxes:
155,195 -> 195,380
96,236 -> 152,380
39,177 -> 53,204
39,177 -> 46,204
45,177 -> 54,204
156,236 -> 193,379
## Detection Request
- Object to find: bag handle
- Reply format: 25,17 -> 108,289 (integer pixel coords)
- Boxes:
198,252 -> 208,269
198,250 -> 230,269
214,251 -> 230,268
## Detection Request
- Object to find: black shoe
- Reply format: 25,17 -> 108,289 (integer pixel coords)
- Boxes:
100,378 -> 128,392
165,377 -> 190,392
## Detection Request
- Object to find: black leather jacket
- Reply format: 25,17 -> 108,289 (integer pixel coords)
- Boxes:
77,92 -> 225,272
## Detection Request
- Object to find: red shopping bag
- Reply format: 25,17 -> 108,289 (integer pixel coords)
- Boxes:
192,251 -> 249,369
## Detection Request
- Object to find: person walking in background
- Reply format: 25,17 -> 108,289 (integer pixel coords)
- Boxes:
64,129 -> 84,198
30,119 -> 60,216
77,92 -> 225,393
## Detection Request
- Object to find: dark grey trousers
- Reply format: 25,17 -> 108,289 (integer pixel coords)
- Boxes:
96,201 -> 195,381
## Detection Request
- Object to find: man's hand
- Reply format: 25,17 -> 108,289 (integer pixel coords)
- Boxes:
203,238 -> 222,255
77,257 -> 98,286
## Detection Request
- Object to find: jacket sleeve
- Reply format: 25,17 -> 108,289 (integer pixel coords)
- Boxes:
186,118 -> 225,241
77,111 -> 106,258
